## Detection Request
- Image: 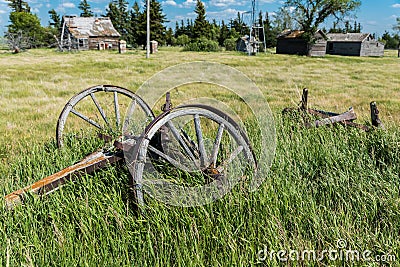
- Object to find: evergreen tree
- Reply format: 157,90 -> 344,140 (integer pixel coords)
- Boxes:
394,17 -> 400,33
7,12 -> 45,47
193,0 -> 210,39
143,0 -> 168,45
106,0 -> 129,40
127,1 -> 145,46
185,19 -> 194,38
344,21 -> 350,33
6,0 -> 48,48
209,19 -> 220,42
6,0 -> 30,13
165,27 -> 174,45
263,11 -> 277,48
174,22 -> 182,38
380,31 -> 399,49
231,12 -> 244,34
48,9 -> 61,31
328,21 -> 341,33
130,0 -> 167,46
78,0 -> 94,17
218,20 -> 230,46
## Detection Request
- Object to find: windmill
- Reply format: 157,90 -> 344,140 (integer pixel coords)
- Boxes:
241,0 -> 266,55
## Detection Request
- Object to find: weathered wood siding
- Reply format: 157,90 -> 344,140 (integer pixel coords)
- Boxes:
276,39 -> 326,56
88,37 -> 119,50
310,40 -> 327,57
327,40 -> 384,57
360,41 -> 384,57
326,42 -> 361,56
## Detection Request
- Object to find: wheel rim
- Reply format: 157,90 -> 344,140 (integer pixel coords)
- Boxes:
127,105 -> 257,207
56,85 -> 154,148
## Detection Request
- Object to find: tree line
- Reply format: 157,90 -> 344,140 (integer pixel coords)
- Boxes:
4,0 -> 400,52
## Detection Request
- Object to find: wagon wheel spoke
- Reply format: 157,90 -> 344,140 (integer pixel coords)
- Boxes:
130,105 -> 256,206
194,114 -> 209,167
123,99 -> 137,135
216,145 -> 244,173
148,145 -> 191,172
56,85 -> 154,148
70,108 -> 103,130
114,91 -> 121,128
166,120 -> 199,169
90,92 -> 112,132
210,123 -> 225,168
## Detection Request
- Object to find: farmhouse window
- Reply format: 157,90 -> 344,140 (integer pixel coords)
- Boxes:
79,38 -> 88,47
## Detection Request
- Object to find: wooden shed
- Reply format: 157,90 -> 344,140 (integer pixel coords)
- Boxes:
326,33 -> 384,57
62,16 -> 121,50
276,29 -> 327,57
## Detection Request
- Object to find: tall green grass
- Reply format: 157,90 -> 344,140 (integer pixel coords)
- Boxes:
1,116 -> 399,266
1,48 -> 400,266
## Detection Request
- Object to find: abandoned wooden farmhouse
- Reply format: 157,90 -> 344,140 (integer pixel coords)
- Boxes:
276,29 -> 328,57
326,33 -> 384,57
276,30 -> 385,57
61,16 -> 121,50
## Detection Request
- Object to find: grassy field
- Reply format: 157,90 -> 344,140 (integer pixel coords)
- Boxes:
0,48 -> 400,266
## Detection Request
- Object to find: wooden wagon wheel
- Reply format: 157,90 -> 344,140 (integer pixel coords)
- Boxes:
127,104 -> 257,206
56,85 -> 154,148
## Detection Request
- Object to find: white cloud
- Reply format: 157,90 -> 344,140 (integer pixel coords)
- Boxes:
207,8 -> 246,21
259,0 -> 276,3
365,20 -> 377,26
209,0 -> 246,7
172,12 -> 196,22
56,2 -> 75,12
182,0 -> 196,8
163,0 -> 178,6
89,0 -> 110,3
62,2 -> 76,8
0,9 -> 6,14
392,4 -> 400,8
92,8 -> 103,14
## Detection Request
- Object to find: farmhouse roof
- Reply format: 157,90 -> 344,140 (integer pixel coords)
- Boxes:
63,16 -> 121,39
326,33 -> 372,42
277,29 -> 328,40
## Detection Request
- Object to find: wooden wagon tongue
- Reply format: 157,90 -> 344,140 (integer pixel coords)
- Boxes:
284,88 -> 384,131
4,148 -> 124,210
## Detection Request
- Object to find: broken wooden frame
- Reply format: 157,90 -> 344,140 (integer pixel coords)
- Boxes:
283,88 -> 384,131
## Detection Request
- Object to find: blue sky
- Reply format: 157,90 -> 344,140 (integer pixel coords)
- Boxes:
0,0 -> 399,36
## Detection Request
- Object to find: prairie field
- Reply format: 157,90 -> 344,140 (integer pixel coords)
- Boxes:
0,48 -> 400,266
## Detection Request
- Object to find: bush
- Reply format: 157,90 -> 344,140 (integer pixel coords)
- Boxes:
223,38 -> 237,51
183,38 -> 220,52
176,34 -> 190,46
